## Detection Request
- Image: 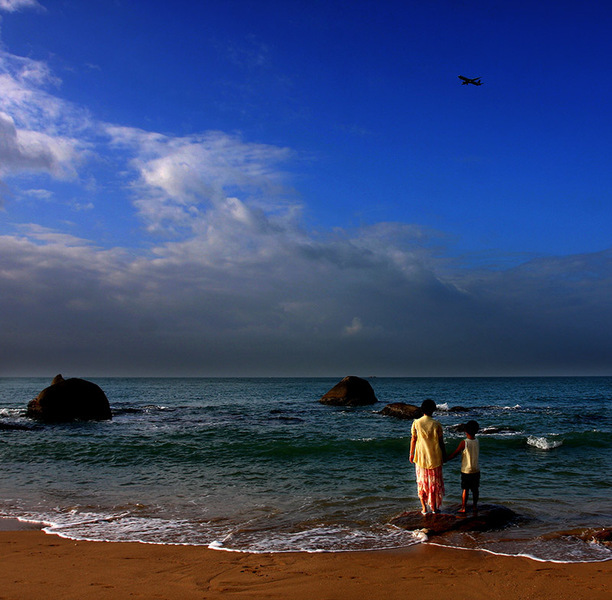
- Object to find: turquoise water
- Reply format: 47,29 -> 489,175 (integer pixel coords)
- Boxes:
0,377 -> 611,561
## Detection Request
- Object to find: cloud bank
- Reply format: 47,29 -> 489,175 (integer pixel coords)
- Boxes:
0,21 -> 611,376
2,218 -> 610,376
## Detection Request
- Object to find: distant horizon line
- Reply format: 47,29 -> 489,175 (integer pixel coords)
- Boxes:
2,373 -> 611,380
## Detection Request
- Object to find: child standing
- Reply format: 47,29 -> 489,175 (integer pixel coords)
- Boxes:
447,420 -> 480,514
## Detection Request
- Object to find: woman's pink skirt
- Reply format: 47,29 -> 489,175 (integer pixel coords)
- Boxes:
415,465 -> 445,509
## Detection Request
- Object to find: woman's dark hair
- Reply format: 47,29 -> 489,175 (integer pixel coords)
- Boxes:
421,399 -> 436,416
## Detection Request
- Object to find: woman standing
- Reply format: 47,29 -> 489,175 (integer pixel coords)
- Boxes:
409,399 -> 447,514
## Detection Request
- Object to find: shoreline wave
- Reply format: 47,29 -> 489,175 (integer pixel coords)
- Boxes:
3,510 -> 611,564
427,541 -> 612,564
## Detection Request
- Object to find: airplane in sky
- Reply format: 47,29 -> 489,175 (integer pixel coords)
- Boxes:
458,75 -> 483,86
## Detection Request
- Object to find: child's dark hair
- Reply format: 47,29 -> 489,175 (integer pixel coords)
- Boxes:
421,399 -> 436,416
465,420 -> 480,436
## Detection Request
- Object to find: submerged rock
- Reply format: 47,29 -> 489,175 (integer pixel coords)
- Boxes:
379,402 -> 422,420
591,529 -> 612,545
449,424 -> 517,435
0,422 -> 38,431
390,504 -> 519,536
26,374 -> 112,423
319,376 -> 378,406
479,426 -> 517,435
545,527 -> 612,547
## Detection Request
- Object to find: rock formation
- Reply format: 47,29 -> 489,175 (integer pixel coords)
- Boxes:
26,375 -> 112,423
379,402 -> 422,420
390,504 -> 519,536
590,528 -> 612,545
545,527 -> 612,547
319,376 -> 378,406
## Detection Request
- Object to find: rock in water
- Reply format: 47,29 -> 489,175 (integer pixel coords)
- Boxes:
26,375 -> 112,422
389,504 -> 519,536
591,528 -> 612,545
380,402 -> 422,420
546,527 -> 612,547
319,376 -> 378,406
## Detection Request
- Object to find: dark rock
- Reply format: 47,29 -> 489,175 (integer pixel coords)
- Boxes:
0,422 -> 38,431
390,504 -> 519,536
26,375 -> 112,423
272,416 -> 304,423
269,409 -> 304,423
51,373 -> 64,386
319,376 -> 378,406
448,405 -> 470,412
546,528 -> 612,547
480,426 -> 517,435
591,528 -> 612,545
448,424 -> 517,434
380,402 -> 422,420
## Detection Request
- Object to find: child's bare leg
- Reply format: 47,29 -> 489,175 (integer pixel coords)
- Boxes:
458,489 -> 468,513
473,488 -> 479,514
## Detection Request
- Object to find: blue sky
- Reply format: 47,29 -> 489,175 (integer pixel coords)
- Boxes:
1,0 -> 611,376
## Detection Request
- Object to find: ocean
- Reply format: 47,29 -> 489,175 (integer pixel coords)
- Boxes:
0,376 -> 611,562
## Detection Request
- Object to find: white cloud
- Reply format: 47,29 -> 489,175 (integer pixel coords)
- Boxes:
0,52 -> 92,204
106,126 -> 294,235
23,188 -> 54,200
344,317 -> 363,336
0,0 -> 42,12
70,199 -> 94,211
0,53 -> 67,132
1,208 -> 612,376
0,111 -> 81,179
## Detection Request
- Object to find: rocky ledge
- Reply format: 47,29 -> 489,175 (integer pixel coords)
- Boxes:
389,503 -> 519,536
542,527 -> 612,547
379,402 -> 422,419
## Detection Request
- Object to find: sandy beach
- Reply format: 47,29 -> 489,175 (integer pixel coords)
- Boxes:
1,525 -> 610,600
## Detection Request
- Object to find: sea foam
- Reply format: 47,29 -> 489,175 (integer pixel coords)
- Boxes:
527,436 -> 563,450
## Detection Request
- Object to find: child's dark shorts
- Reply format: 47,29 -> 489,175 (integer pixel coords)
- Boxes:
461,472 -> 480,492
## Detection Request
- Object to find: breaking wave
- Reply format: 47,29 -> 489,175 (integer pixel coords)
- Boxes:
527,436 -> 564,450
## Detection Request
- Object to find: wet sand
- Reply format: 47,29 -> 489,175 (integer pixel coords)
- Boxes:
0,526 -> 610,600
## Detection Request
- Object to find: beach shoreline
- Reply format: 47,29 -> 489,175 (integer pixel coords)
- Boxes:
1,528 -> 610,600
0,517 -> 45,531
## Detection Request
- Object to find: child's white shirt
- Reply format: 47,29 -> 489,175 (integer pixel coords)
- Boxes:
461,438 -> 480,474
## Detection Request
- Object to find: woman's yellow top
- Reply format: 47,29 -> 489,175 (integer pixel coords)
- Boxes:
411,415 -> 443,469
